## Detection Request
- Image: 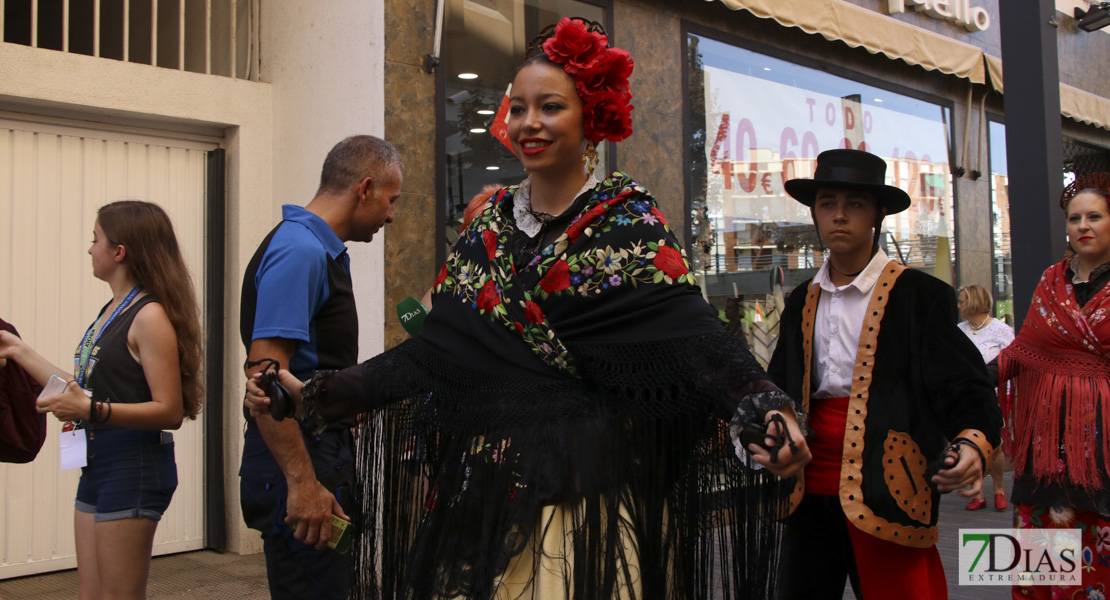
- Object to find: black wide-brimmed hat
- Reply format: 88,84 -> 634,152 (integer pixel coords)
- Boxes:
784,149 -> 912,215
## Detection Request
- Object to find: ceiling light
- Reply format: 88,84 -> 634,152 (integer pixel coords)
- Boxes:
874,98 -> 884,103
763,67 -> 771,71
470,128 -> 487,133
476,109 -> 495,115
486,166 -> 500,170
1076,5 -> 1110,32
458,73 -> 479,80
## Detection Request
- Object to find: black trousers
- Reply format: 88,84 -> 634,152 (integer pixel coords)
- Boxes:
776,493 -> 863,600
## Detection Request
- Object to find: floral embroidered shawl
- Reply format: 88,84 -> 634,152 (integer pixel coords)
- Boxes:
336,172 -> 789,599
1001,258 -> 1110,491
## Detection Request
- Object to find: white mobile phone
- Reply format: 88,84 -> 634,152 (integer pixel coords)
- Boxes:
38,375 -> 69,400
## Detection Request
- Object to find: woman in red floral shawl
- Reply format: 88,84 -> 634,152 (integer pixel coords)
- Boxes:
248,18 -> 809,599
1003,173 -> 1110,600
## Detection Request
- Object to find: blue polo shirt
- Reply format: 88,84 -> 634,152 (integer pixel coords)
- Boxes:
240,205 -> 358,380
238,204 -> 360,485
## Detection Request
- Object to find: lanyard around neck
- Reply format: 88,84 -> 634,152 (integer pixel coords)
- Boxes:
75,286 -> 141,387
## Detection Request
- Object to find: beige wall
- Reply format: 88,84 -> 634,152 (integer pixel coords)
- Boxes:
261,0 -> 389,363
0,40 -> 272,554
0,0 -> 387,556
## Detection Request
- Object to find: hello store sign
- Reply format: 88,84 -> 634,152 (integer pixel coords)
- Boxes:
888,0 -> 991,32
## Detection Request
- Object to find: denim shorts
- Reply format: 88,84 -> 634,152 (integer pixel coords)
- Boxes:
75,428 -> 178,522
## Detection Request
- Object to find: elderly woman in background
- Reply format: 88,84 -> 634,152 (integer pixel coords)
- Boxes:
956,283 -> 1013,512
1001,173 -> 1110,599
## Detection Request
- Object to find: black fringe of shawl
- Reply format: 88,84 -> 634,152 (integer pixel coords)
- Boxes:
347,331 -> 789,599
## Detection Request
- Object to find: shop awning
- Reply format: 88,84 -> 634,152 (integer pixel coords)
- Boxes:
706,0 -> 987,84
984,54 -> 1110,131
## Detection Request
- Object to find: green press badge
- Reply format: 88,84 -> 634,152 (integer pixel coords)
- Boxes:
327,515 -> 353,554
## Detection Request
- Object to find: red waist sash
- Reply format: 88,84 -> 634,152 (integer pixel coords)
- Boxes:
806,396 -> 849,496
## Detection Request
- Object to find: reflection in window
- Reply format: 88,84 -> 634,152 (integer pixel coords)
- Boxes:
440,0 -> 606,260
988,121 -> 1012,322
686,34 -> 956,365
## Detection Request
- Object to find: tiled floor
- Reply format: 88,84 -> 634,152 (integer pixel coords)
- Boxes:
0,472 -> 1020,599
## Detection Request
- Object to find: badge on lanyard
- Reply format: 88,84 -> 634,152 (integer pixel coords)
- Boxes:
58,287 -> 141,470
40,375 -> 89,469
59,429 -> 87,470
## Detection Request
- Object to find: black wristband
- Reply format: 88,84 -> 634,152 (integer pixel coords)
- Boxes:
88,398 -> 97,423
953,438 -> 987,472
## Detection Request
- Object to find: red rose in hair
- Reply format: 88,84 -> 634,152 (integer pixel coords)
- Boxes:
583,90 -> 634,143
653,246 -> 688,279
543,18 -> 608,75
524,301 -> 544,324
575,48 -> 633,98
482,229 -> 498,261
477,280 -> 500,311
434,263 -> 448,287
540,260 -> 571,293
650,207 -> 667,226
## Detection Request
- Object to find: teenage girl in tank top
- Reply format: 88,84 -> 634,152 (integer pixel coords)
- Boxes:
0,201 -> 202,600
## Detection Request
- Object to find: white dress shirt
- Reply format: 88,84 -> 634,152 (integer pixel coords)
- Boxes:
812,249 -> 891,399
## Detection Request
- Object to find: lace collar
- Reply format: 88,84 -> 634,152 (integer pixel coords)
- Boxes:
1068,255 -> 1110,284
512,173 -> 599,238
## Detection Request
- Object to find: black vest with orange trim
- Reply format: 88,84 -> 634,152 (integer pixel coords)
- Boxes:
767,262 -> 1002,547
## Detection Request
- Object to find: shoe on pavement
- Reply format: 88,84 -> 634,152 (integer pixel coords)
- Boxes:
994,492 -> 1008,511
966,497 -> 986,510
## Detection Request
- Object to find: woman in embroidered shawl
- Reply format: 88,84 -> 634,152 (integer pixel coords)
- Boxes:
248,18 -> 809,600
1002,173 -> 1110,599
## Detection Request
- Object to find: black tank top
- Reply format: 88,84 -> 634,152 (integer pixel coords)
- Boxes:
77,295 -> 158,428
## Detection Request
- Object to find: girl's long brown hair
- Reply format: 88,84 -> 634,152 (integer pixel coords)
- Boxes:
98,201 -> 203,419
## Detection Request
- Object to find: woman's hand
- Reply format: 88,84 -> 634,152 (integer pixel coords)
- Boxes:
36,380 -> 92,422
748,409 -> 811,478
244,369 -> 304,419
931,444 -> 984,497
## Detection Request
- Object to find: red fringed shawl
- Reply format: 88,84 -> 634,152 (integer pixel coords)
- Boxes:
1000,259 -> 1110,491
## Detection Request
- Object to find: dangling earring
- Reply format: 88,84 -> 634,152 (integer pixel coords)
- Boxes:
581,142 -> 599,173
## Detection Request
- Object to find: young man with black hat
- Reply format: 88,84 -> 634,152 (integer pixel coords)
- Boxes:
767,149 -> 1002,599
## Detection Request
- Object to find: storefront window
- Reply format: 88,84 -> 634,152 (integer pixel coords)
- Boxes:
685,33 -> 957,365
988,120 -> 1012,322
439,0 -> 607,262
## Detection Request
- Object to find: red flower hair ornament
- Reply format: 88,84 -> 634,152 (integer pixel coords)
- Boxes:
539,18 -> 634,143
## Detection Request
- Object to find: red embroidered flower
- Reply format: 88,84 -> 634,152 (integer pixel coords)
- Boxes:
540,260 -> 571,293
542,18 -> 608,75
434,262 -> 448,287
513,321 -> 524,334
525,301 -> 544,324
575,48 -> 633,98
477,280 -> 501,311
567,202 -> 611,242
654,245 -> 688,279
482,229 -> 498,261
583,90 -> 634,143
650,207 -> 668,226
